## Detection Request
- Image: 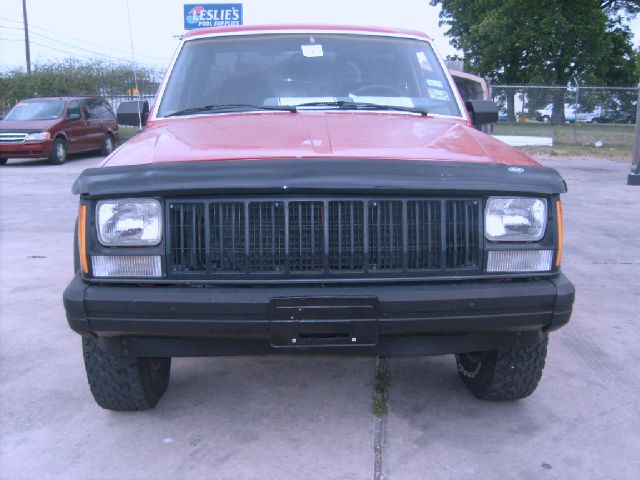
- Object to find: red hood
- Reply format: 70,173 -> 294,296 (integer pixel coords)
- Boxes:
0,119 -> 60,130
102,112 -> 539,167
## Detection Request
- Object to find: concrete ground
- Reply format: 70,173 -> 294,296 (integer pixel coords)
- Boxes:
1,155 -> 639,480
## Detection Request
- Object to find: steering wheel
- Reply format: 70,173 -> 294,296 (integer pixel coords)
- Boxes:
351,84 -> 406,97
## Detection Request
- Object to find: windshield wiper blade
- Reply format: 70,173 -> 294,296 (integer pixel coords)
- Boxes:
166,103 -> 296,117
295,100 -> 428,116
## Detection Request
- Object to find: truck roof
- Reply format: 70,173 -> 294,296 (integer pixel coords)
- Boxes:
183,24 -> 432,41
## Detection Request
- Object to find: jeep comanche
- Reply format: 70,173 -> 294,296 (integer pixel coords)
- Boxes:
63,25 -> 575,411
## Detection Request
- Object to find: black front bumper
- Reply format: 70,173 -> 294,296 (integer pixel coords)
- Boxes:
63,273 -> 574,357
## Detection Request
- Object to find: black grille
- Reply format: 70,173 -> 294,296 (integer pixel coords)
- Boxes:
167,198 -> 481,280
210,202 -> 245,272
248,202 -> 285,272
446,200 -> 481,269
170,203 -> 206,272
289,201 -> 323,271
407,200 -> 441,269
369,201 -> 403,270
329,201 -> 364,271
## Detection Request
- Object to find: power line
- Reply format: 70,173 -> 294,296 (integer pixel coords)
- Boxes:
0,27 -> 135,63
0,15 -> 146,57
0,36 -> 97,62
0,15 -> 167,63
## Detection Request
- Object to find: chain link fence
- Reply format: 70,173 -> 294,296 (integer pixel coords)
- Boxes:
0,89 -> 158,118
490,85 -> 638,148
103,91 -> 157,115
2,81 -> 637,150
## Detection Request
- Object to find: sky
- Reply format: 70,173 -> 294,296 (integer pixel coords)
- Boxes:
0,0 -> 459,70
1,0 -> 639,73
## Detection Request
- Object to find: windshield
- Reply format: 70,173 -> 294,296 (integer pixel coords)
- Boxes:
5,100 -> 65,121
157,33 -> 461,118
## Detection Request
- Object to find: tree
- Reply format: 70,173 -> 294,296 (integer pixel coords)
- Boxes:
0,59 -> 162,115
432,0 -> 639,123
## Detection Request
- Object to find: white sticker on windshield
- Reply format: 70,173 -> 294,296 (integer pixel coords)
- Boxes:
429,88 -> 450,101
302,44 -> 323,57
416,51 -> 432,71
427,79 -> 444,88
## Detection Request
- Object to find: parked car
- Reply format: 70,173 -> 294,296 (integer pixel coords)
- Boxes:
592,108 -> 636,124
0,96 -> 119,165
575,106 -> 603,123
535,103 -> 576,123
534,103 -> 603,123
63,25 -> 574,411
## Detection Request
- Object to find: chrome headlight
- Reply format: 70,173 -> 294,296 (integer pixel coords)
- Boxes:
25,132 -> 51,141
485,197 -> 547,241
96,199 -> 162,246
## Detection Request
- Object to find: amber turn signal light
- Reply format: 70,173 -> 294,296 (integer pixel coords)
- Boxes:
78,204 -> 89,274
556,200 -> 564,267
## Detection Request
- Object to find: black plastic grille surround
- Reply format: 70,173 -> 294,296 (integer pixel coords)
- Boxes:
168,197 -> 481,280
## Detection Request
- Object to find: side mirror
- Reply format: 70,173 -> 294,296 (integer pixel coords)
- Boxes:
117,101 -> 149,127
466,100 -> 499,126
67,113 -> 82,121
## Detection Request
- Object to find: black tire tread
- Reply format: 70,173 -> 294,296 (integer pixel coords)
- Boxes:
456,335 -> 548,401
82,337 -> 169,411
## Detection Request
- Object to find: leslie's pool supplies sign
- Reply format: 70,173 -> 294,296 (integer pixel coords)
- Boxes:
184,4 -> 243,30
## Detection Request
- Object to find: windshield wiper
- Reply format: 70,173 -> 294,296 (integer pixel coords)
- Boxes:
166,103 -> 296,117
295,100 -> 428,116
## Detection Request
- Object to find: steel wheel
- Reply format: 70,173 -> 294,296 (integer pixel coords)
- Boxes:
101,134 -> 114,156
49,138 -> 67,165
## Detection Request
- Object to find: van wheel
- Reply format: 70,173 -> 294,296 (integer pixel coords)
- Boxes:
49,138 -> 67,165
0,158 -> 7,165
455,333 -> 548,400
82,337 -> 171,411
101,133 -> 114,156
541,115 -> 551,123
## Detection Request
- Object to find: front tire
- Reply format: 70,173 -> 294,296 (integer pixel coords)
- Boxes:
101,133 -> 114,156
49,137 -> 67,165
82,337 -> 171,411
455,334 -> 548,401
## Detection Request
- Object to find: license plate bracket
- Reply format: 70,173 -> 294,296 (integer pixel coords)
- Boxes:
269,296 -> 380,347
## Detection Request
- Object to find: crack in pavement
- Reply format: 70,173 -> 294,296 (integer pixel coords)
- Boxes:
373,357 -> 389,480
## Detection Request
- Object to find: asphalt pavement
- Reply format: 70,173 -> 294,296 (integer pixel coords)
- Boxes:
1,154 -> 639,480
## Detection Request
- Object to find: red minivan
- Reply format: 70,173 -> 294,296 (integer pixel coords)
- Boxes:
0,96 -> 119,165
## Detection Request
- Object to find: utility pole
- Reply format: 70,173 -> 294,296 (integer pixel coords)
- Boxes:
628,82 -> 640,185
22,0 -> 31,74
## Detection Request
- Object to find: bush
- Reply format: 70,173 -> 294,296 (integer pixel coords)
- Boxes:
0,59 -> 161,114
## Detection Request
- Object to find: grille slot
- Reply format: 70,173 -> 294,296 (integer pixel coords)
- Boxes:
167,198 -> 482,279
328,201 -> 364,271
369,200 -> 403,270
210,202 -> 245,272
407,200 -> 441,269
249,201 -> 285,272
170,203 -> 206,272
446,200 -> 480,269
289,201 -> 323,271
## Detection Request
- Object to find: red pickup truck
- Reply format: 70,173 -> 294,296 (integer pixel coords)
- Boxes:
63,25 -> 574,411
